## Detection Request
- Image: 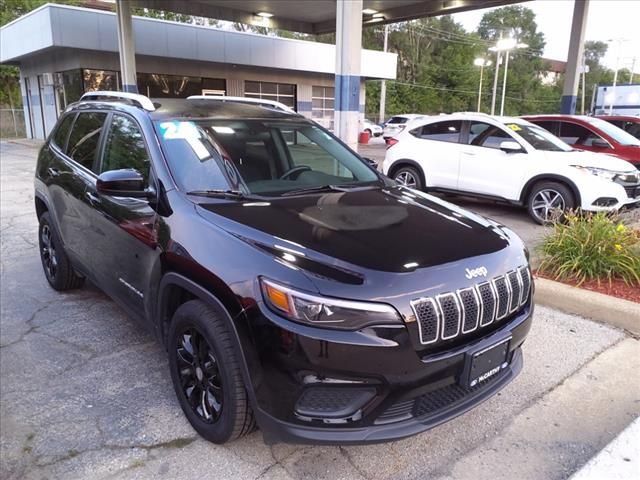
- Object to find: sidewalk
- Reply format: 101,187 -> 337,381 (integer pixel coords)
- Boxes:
570,417 -> 640,480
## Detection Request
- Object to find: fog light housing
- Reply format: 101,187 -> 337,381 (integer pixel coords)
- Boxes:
592,197 -> 618,207
294,386 -> 377,423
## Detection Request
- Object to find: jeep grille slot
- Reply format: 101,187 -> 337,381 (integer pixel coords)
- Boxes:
411,266 -> 531,346
493,276 -> 510,320
412,298 -> 439,345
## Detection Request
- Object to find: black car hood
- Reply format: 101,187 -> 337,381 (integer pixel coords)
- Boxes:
196,187 -> 510,273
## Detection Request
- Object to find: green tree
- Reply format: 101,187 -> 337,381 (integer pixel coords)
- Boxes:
476,5 -> 553,115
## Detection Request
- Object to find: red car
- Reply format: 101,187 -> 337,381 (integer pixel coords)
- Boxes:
523,115 -> 640,168
595,115 -> 640,141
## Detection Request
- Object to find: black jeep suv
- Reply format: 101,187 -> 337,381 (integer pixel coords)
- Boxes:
35,92 -> 533,445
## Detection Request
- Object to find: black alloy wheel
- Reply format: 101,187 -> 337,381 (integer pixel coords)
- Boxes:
175,327 -> 223,423
168,300 -> 255,443
40,223 -> 57,280
38,212 -> 84,290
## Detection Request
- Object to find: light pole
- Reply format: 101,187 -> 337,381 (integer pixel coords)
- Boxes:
490,50 -> 501,115
379,24 -> 389,124
474,58 -> 491,112
489,38 -> 528,116
606,38 -> 629,115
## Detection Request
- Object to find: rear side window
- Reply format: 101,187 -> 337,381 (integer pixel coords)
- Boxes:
52,114 -> 75,153
100,114 -> 150,182
388,116 -> 408,124
532,121 -> 559,136
67,112 -> 108,171
558,122 -> 601,146
415,121 -> 462,143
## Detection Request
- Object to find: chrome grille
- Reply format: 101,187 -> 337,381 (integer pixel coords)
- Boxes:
477,282 -> 496,327
494,276 -> 509,320
459,288 -> 479,333
412,298 -> 439,345
411,266 -> 531,345
438,293 -> 461,339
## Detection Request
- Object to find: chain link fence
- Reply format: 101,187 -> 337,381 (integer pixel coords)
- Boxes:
0,109 -> 27,139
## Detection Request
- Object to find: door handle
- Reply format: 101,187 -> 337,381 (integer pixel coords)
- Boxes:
462,151 -> 476,156
85,191 -> 100,205
47,167 -> 61,177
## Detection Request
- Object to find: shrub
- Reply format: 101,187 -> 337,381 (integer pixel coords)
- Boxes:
538,211 -> 640,286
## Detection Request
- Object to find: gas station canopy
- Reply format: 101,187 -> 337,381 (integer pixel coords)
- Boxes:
130,0 -> 526,34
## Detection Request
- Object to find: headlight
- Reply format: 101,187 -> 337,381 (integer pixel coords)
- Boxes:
260,278 -> 402,330
571,165 -> 619,181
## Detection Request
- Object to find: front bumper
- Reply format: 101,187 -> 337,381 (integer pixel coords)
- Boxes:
579,176 -> 640,211
245,301 -> 533,445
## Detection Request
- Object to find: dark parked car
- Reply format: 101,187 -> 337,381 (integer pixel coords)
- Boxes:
35,92 -> 533,445
595,115 -> 640,141
524,114 -> 640,168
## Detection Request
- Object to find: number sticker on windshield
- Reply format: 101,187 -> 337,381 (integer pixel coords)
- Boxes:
506,124 -> 522,132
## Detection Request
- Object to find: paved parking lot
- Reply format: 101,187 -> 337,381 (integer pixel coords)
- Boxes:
1,140 -> 639,480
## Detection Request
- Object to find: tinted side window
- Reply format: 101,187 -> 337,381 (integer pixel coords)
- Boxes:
52,114 -> 75,153
468,122 -> 512,149
388,116 -> 408,124
559,122 -> 600,146
67,112 -> 107,171
419,121 -> 462,143
101,114 -> 150,182
533,121 -> 559,136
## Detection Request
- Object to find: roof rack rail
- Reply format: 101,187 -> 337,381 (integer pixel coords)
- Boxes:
80,91 -> 156,111
186,95 -> 295,113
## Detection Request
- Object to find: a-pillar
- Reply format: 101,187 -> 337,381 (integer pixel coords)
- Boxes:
334,0 -> 362,149
116,0 -> 138,93
560,0 -> 589,114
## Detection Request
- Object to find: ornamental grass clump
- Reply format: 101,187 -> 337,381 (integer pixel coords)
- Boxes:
538,211 -> 640,286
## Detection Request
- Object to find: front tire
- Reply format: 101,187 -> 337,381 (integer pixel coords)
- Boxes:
168,300 -> 255,444
38,212 -> 84,290
527,181 -> 575,225
392,166 -> 424,190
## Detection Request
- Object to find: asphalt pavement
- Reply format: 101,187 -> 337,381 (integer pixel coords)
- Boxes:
1,139 -> 638,480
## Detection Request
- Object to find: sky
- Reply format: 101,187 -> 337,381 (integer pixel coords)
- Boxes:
453,0 -> 640,72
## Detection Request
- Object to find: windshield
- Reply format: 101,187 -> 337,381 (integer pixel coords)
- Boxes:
585,117 -> 640,146
156,119 -> 380,196
504,122 -> 573,152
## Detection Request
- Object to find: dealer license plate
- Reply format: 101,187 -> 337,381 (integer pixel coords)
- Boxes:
467,338 -> 510,388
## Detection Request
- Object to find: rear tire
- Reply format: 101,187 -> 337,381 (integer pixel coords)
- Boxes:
38,212 -> 84,291
168,300 -> 255,444
526,181 -> 575,225
392,166 -> 424,190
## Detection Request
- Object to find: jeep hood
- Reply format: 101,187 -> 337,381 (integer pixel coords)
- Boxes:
195,187 -> 510,273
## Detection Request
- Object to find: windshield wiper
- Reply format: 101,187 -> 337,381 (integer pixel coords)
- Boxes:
186,189 -> 249,199
281,184 -> 377,197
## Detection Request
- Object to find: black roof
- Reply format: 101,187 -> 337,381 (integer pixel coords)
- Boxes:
149,98 -> 299,121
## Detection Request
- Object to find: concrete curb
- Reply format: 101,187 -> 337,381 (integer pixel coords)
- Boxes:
534,277 -> 640,336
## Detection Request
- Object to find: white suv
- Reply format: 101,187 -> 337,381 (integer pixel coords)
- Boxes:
383,114 -> 426,140
383,113 -> 640,224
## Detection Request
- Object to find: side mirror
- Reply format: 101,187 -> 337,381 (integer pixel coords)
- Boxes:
499,141 -> 524,153
96,169 -> 154,198
591,138 -> 611,149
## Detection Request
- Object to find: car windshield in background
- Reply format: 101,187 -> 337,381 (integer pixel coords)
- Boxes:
505,122 -> 573,152
156,120 -> 380,196
586,117 -> 640,146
